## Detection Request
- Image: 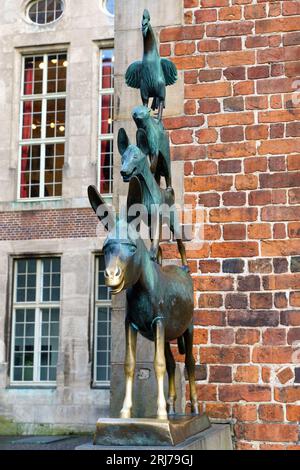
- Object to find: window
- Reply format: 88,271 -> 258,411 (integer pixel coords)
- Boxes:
103,0 -> 114,16
98,49 -> 114,195
28,0 -> 64,25
11,258 -> 61,384
94,256 -> 112,385
19,52 -> 67,199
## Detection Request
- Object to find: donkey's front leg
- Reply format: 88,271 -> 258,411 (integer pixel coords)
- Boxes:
120,318 -> 137,419
154,319 -> 168,419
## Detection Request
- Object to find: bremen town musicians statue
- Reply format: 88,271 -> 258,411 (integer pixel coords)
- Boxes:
88,10 -> 206,425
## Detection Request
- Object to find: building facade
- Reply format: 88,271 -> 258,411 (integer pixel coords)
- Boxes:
0,0 -> 114,432
1,0 -> 300,450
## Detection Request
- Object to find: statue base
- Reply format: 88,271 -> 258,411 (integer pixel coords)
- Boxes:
93,414 -> 211,447
76,423 -> 233,450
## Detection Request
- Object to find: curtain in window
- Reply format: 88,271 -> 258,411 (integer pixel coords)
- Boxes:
21,70 -> 33,198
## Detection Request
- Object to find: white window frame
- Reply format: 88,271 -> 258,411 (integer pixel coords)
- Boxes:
10,258 -> 61,387
93,255 -> 112,388
18,52 -> 67,201
98,48 -> 114,196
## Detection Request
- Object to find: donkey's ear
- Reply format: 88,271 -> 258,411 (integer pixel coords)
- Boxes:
88,185 -> 115,231
127,176 -> 143,228
127,176 -> 143,211
136,128 -> 149,156
118,128 -> 130,156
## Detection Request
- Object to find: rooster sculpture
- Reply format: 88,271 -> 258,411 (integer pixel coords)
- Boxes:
125,9 -> 178,120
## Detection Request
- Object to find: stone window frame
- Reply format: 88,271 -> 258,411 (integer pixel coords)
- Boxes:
93,254 -> 112,388
10,256 -> 61,387
18,51 -> 68,200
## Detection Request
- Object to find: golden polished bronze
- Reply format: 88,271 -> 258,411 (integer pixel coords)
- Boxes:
94,415 -> 211,447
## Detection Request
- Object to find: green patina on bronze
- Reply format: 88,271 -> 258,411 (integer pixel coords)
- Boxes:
132,105 -> 172,188
125,9 -> 178,121
118,128 -> 187,266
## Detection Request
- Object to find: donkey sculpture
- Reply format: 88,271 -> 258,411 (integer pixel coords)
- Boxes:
118,127 -> 188,268
88,179 -> 199,419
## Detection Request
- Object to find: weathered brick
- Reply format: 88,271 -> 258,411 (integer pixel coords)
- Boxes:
194,310 -> 226,326
201,346 -> 250,364
225,293 -> 248,309
223,224 -> 246,240
263,328 -> 286,346
223,259 -> 244,274
250,293 -> 273,309
210,207 -> 257,222
233,404 -> 257,422
219,385 -> 271,402
222,192 -> 246,206
252,346 -> 292,364
235,423 -> 298,442
235,366 -> 259,383
212,242 -> 258,258
206,403 -> 231,419
236,329 -> 260,345
228,310 -> 279,327
274,387 -> 300,403
237,275 -> 260,291
211,329 -> 234,345
258,404 -> 284,422
199,293 -> 223,308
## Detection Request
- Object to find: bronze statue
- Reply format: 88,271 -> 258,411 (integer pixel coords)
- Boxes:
125,9 -> 178,120
88,9 -> 202,424
132,105 -> 172,188
88,180 -> 199,419
118,127 -> 188,267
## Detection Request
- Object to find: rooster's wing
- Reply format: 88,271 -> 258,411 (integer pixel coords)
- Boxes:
125,61 -> 143,89
161,58 -> 178,86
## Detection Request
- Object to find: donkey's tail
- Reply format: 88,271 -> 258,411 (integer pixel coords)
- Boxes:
177,335 -> 185,355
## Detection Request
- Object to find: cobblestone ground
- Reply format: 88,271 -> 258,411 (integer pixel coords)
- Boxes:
0,435 -> 92,450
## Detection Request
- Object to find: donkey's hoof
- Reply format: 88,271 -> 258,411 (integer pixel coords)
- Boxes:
120,409 -> 131,419
157,409 -> 168,420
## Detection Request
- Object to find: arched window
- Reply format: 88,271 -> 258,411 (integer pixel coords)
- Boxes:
28,0 -> 64,25
103,0 -> 114,16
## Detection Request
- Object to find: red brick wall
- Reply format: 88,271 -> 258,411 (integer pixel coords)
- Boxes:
161,0 -> 300,450
0,209 -> 98,240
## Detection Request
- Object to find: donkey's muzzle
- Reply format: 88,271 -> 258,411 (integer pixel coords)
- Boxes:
104,266 -> 124,293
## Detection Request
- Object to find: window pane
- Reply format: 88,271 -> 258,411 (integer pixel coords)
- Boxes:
16,259 -> 37,302
99,139 -> 113,194
39,308 -> 60,381
42,258 -> 61,302
95,303 -> 111,382
12,308 -> 35,382
20,145 -> 41,199
101,49 -> 114,89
